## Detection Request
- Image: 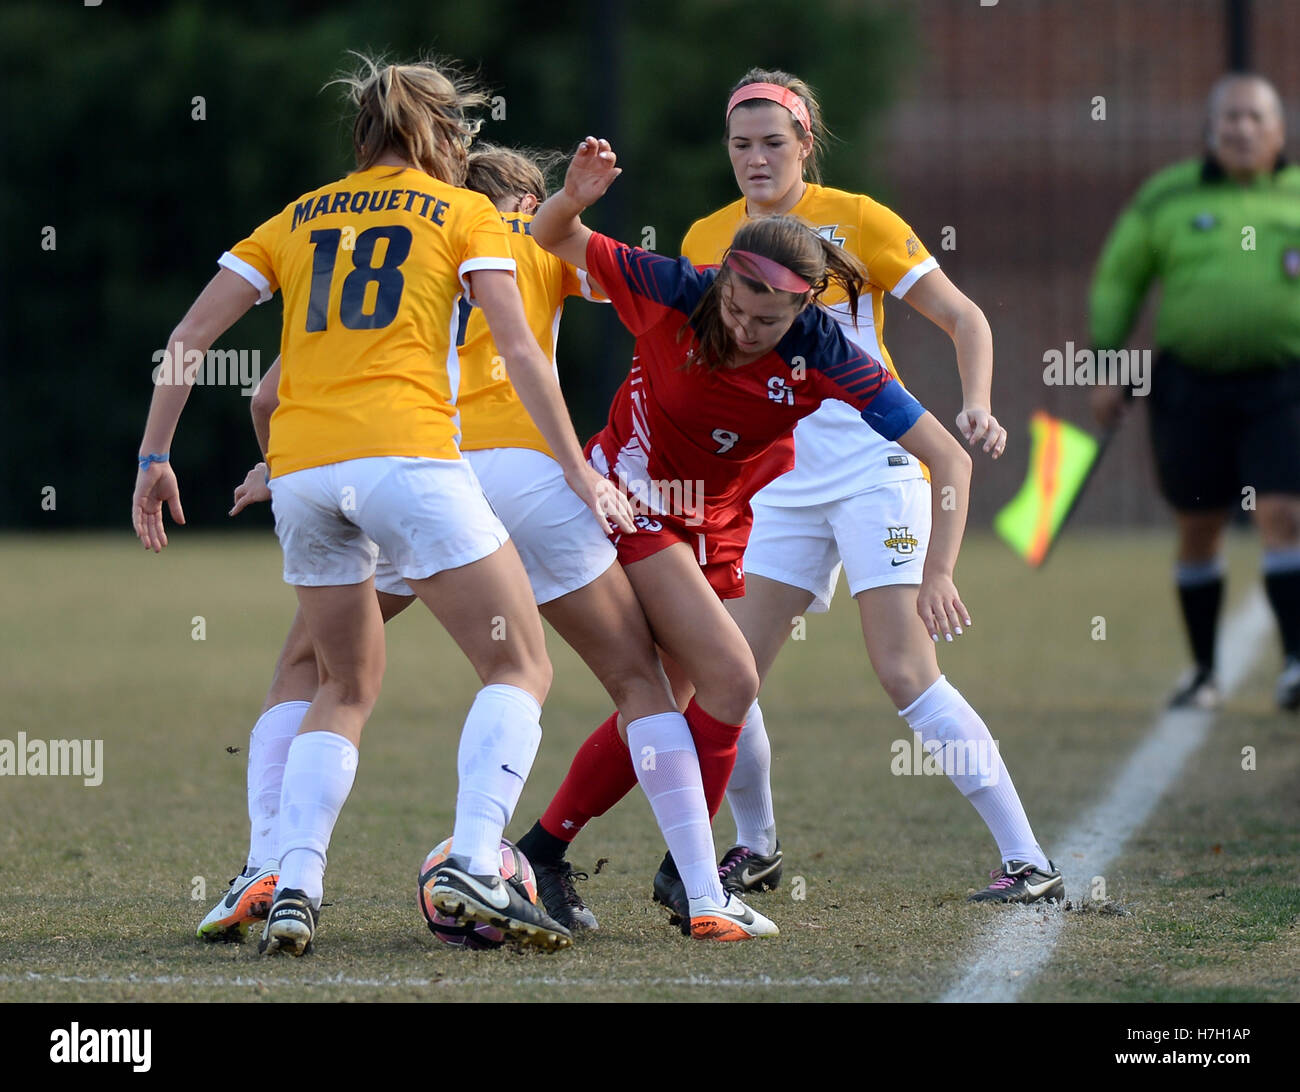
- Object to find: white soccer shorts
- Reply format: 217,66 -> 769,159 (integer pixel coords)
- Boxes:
744,477 -> 931,613
374,447 -> 617,605
269,456 -> 507,588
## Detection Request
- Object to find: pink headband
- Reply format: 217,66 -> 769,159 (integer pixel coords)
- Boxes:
725,82 -> 812,134
724,249 -> 811,294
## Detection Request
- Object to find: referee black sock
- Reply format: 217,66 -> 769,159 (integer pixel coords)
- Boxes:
1263,551 -> 1300,660
1176,560 -> 1224,672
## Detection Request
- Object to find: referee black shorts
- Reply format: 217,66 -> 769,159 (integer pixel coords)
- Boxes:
1147,353 -> 1300,510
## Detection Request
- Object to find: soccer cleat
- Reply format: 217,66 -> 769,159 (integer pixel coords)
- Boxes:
652,865 -> 690,934
533,859 -> 599,932
690,892 -> 780,941
258,887 -> 318,956
1167,666 -> 1220,710
968,860 -> 1065,904
429,859 -> 572,951
196,861 -> 279,943
718,841 -> 783,895
1276,657 -> 1300,712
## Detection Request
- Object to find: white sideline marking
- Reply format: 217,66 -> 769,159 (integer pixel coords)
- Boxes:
1,971 -> 875,990
940,590 -> 1272,1004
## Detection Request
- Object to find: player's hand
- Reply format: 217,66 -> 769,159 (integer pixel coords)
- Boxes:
917,572 -> 970,643
132,462 -> 185,552
956,406 -> 1007,459
567,465 -> 636,535
564,137 -> 623,209
229,463 -> 271,516
1091,385 -> 1128,429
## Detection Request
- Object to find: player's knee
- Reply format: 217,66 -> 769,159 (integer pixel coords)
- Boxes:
697,655 -> 759,721
487,648 -> 552,704
319,671 -> 383,716
875,658 -> 935,710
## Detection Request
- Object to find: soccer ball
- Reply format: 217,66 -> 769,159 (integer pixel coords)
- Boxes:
417,836 -> 539,949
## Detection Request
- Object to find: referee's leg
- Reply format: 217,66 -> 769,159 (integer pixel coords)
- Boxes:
1255,493 -> 1300,710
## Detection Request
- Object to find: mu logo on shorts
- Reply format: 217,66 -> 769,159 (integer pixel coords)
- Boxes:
883,526 -> 919,555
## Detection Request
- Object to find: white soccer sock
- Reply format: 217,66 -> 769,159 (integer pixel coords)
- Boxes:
452,684 -> 543,876
627,711 -> 727,909
899,675 -> 1050,871
246,700 -> 309,873
276,730 -> 359,906
726,700 -> 777,855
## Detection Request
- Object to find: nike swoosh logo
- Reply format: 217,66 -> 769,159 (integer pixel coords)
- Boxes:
225,870 -> 273,909
225,877 -> 253,909
890,557 -> 916,566
440,869 -> 510,909
1023,876 -> 1060,896
738,862 -> 780,887
501,764 -> 523,781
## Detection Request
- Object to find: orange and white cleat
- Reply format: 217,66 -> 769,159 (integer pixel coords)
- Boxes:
196,861 -> 279,943
689,892 -> 779,941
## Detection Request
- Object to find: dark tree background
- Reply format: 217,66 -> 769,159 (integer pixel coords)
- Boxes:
0,0 -> 909,529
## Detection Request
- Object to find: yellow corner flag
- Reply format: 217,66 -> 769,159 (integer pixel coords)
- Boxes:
994,411 -> 1102,567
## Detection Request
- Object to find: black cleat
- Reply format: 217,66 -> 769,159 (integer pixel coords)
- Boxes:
652,866 -> 690,936
430,859 -> 572,951
968,860 -> 1065,904
258,888 -> 318,956
533,859 -> 599,932
1167,666 -> 1220,710
718,842 -> 783,895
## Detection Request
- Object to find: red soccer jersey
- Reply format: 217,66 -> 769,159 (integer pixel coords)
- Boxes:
584,232 -> 924,554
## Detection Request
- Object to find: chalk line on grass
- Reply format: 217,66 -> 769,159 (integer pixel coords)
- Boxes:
2,971 -> 876,990
940,590 -> 1273,1004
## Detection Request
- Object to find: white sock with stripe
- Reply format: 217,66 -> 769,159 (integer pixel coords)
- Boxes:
246,701 -> 309,873
726,700 -> 777,855
899,676 -> 1050,871
277,730 -> 359,907
627,711 -> 727,910
452,684 -> 543,876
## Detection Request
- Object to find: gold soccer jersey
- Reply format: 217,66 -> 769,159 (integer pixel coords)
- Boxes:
456,213 -> 599,457
223,165 -> 515,477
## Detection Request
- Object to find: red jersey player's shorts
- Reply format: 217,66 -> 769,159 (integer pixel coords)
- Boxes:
586,431 -> 749,600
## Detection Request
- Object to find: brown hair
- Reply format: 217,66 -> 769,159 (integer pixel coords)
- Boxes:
465,144 -> 564,204
682,215 -> 869,372
725,67 -> 829,184
332,52 -> 488,186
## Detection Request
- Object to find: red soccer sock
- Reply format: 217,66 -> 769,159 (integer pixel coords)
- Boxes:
685,698 -> 744,820
539,712 -> 639,842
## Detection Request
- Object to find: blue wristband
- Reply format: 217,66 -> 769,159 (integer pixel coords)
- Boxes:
138,452 -> 169,471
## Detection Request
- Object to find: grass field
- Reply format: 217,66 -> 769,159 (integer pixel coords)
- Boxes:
1,530 -> 1297,1004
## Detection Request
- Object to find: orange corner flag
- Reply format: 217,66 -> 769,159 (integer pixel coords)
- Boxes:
994,412 -> 1102,567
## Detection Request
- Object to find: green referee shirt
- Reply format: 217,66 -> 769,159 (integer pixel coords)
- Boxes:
1090,157 -> 1300,371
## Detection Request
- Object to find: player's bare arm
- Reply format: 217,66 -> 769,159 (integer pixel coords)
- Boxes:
133,268 -> 261,551
531,137 -> 622,271
470,267 -> 634,535
250,356 -> 281,458
892,411 -> 973,641
903,269 -> 1005,459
